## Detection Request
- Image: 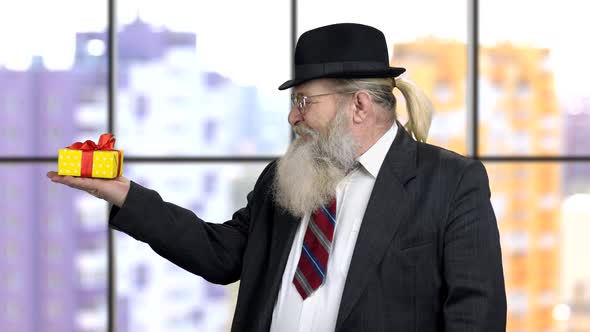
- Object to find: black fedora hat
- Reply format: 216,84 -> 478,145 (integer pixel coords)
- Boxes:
278,23 -> 405,90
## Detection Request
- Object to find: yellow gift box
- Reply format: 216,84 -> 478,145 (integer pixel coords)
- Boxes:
57,133 -> 124,179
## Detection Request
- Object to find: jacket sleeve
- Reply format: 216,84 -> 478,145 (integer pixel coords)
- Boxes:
442,160 -> 507,331
108,162 -> 275,285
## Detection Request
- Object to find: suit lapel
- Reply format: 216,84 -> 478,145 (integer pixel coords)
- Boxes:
336,122 -> 417,330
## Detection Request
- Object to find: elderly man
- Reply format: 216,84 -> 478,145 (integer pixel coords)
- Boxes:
48,23 -> 506,331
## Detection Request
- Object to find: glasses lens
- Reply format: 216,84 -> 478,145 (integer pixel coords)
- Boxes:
298,97 -> 305,111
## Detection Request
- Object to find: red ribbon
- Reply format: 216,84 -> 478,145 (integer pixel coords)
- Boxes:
68,133 -> 122,178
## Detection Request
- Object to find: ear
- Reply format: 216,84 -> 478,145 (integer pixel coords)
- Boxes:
351,91 -> 372,124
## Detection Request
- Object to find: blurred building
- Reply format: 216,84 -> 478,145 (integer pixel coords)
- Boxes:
79,18 -> 259,332
0,17 -> 284,332
0,58 -> 104,331
392,38 -> 467,155
393,40 -> 562,332
483,44 -> 561,332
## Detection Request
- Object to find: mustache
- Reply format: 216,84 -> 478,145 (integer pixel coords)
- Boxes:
292,123 -> 317,138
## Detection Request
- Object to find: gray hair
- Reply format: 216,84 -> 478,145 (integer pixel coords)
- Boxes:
332,77 -> 434,143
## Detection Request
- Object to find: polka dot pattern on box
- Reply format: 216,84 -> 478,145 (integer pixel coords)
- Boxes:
57,149 -> 82,176
92,151 -> 118,178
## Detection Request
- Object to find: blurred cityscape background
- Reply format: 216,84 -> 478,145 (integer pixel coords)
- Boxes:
1,0 -> 589,331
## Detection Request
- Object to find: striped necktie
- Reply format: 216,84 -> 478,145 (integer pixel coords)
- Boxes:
292,198 -> 337,300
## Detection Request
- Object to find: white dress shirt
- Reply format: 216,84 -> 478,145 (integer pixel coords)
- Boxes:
270,122 -> 398,332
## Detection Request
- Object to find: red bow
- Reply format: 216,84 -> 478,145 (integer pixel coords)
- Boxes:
68,133 -> 116,151
67,133 -> 122,177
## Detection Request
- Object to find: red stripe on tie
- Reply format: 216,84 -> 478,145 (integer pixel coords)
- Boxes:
293,277 -> 307,297
297,253 -> 317,278
311,211 -> 335,242
302,232 -> 329,267
300,254 -> 323,288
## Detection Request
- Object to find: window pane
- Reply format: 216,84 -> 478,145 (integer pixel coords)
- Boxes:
0,164 -> 108,332
0,0 -> 108,157
297,0 -> 468,155
485,162 -> 590,331
479,0 -> 590,156
115,1 -> 291,156
115,162 -> 269,331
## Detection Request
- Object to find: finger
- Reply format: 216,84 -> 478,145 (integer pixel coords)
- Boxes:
47,171 -> 68,183
47,171 -> 69,183
47,171 -> 75,182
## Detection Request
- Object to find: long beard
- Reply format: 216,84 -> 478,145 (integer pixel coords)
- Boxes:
272,107 -> 359,217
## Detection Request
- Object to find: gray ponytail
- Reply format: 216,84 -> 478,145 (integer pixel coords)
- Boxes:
395,78 -> 433,143
333,77 -> 433,142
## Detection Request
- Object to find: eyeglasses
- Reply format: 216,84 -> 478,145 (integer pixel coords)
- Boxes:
290,90 -> 356,116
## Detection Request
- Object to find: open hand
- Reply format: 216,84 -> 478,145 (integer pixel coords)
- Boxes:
46,171 -> 131,207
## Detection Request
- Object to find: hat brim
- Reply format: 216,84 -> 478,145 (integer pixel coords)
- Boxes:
278,67 -> 406,90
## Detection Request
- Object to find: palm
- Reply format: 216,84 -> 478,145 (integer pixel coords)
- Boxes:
46,171 -> 130,207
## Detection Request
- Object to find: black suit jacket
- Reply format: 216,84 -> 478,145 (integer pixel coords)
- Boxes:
109,122 -> 507,331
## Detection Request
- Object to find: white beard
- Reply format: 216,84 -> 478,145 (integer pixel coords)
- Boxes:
272,107 -> 359,217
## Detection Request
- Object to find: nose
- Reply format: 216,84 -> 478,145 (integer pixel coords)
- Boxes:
288,105 -> 303,126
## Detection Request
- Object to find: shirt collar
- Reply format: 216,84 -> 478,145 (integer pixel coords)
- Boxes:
356,122 -> 398,178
